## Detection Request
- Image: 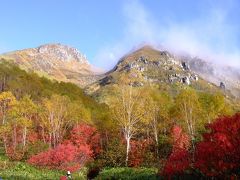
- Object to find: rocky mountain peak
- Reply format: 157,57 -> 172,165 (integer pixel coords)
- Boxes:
87,45 -> 239,100
92,45 -> 201,90
37,43 -> 89,64
0,43 -> 103,87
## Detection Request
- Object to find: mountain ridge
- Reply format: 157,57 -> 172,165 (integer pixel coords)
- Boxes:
1,44 -> 239,98
86,45 -> 239,103
0,43 -> 104,87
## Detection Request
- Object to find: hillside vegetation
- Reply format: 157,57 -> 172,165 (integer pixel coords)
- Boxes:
0,59 -> 240,179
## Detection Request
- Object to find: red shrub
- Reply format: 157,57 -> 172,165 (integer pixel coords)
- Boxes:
28,124 -> 99,171
171,125 -> 190,150
70,124 -> 101,156
163,148 -> 190,176
60,176 -> 67,180
129,139 -> 154,167
28,142 -> 89,171
195,113 -> 240,177
28,123 -> 100,171
28,131 -> 39,143
162,125 -> 190,176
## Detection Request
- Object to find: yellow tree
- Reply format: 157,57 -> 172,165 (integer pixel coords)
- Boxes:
174,88 -> 201,150
199,92 -> 233,124
0,91 -> 17,152
42,95 -> 71,148
41,94 -> 87,148
13,95 -> 37,147
3,95 -> 37,157
111,85 -> 145,166
143,88 -> 172,156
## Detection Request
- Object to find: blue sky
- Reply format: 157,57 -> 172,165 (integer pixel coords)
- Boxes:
0,0 -> 240,69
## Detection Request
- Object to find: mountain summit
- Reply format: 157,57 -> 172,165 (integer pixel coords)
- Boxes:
0,43 -> 103,87
86,45 -> 239,102
1,44 -> 239,98
37,43 -> 89,64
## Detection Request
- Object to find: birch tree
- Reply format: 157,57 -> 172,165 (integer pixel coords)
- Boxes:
42,95 -> 71,148
111,85 -> 145,166
174,88 -> 200,150
15,96 -> 37,147
144,89 -> 172,157
41,94 -> 86,148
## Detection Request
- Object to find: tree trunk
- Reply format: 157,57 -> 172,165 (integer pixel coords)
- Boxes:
49,133 -> 52,148
3,137 -> 7,153
42,127 -> 46,143
125,135 -> 131,167
154,125 -> 159,157
23,127 -> 27,147
53,132 -> 56,148
13,125 -> 17,152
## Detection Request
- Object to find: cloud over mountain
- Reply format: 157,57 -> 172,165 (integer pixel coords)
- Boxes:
94,0 -> 240,70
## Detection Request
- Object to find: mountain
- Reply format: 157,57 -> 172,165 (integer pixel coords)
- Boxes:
1,44 -> 239,101
0,43 -> 104,87
86,45 -> 239,102
182,57 -> 240,97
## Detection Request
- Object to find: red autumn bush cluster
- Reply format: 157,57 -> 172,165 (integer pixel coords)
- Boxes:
28,124 -> 100,172
28,143 -> 84,171
129,139 -> 154,167
163,114 -> 240,178
162,125 -> 190,176
70,124 -> 101,157
195,113 -> 240,177
163,148 -> 190,176
171,125 -> 190,150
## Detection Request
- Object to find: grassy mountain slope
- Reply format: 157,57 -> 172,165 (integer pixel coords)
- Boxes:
0,59 -> 108,118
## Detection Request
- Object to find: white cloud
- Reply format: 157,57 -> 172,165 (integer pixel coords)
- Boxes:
93,0 -> 240,70
93,0 -> 156,70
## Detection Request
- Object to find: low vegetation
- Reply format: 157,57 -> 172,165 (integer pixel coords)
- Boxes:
0,150 -> 87,179
96,167 -> 158,180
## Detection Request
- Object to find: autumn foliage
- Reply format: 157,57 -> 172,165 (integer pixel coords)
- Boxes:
195,113 -> 240,177
70,124 -> 101,157
0,64 -> 239,178
28,124 -> 99,172
163,125 -> 190,176
28,143 -> 81,171
129,139 -> 154,167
